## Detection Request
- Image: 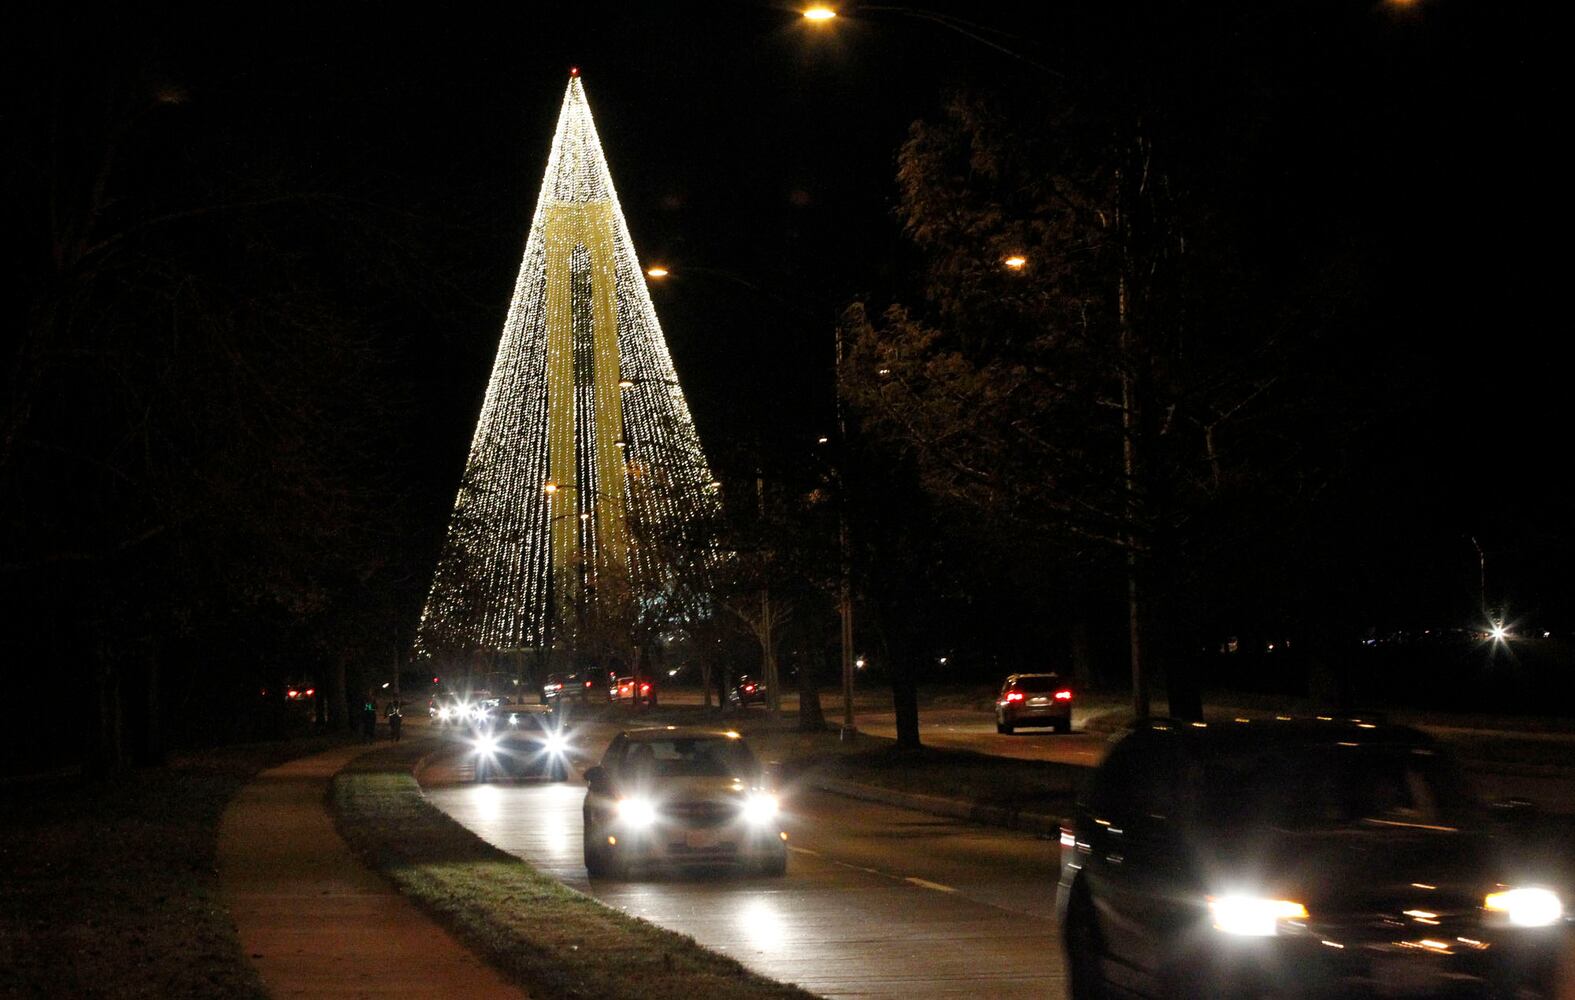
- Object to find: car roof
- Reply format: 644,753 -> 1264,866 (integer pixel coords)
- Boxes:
1005,672 -> 1061,681
621,726 -> 745,743
1122,716 -> 1434,750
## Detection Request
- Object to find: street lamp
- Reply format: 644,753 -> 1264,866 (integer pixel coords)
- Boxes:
803,6 -> 838,21
1003,254 -> 1028,270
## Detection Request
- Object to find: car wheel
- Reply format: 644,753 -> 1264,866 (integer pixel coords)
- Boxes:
1000,719 -> 1015,734
1065,885 -> 1107,1000
584,830 -> 607,877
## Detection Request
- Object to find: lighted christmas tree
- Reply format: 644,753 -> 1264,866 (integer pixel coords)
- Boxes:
417,71 -> 720,661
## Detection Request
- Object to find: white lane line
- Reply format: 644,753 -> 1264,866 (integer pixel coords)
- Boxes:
905,876 -> 959,893
790,845 -> 960,894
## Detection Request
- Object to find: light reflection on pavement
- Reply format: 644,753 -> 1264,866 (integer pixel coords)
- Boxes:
422,746 -> 1068,999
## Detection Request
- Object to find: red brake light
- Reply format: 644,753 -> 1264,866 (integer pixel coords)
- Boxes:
1054,689 -> 1073,701
744,684 -> 756,693
1004,689 -> 1025,703
640,683 -> 651,694
305,688 -> 315,697
287,688 -> 298,699
585,680 -> 593,687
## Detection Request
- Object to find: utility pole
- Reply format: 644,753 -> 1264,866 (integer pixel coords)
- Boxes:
835,325 -> 857,736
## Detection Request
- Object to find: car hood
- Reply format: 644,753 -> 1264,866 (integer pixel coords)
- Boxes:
620,776 -> 759,802
1195,822 -> 1500,914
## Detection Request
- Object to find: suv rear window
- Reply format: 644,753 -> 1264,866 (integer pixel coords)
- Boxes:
1016,676 -> 1061,693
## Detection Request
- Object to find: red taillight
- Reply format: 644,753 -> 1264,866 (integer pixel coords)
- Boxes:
1004,689 -> 1025,703
1054,689 -> 1073,701
744,684 -> 756,693
286,688 -> 298,699
305,688 -> 315,697
640,683 -> 651,694
585,680 -> 593,687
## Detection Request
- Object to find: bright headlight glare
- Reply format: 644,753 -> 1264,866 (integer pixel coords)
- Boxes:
473,735 -> 498,756
437,707 -> 451,720
616,797 -> 657,827
1209,896 -> 1309,936
544,732 -> 568,755
743,793 -> 780,824
1484,888 -> 1563,927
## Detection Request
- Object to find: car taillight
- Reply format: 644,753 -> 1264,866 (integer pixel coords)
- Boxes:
744,684 -> 756,693
1004,690 -> 1025,703
287,689 -> 298,699
584,680 -> 593,687
1054,689 -> 1073,701
640,683 -> 651,694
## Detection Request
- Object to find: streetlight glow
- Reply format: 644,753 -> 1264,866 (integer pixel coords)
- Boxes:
646,266 -> 669,278
803,6 -> 838,21
1003,255 -> 1028,270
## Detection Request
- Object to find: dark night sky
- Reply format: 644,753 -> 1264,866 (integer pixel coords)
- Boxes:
13,0 -> 1568,630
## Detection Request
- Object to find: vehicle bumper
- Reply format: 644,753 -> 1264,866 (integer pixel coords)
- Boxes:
604,822 -> 788,869
1191,927 -> 1563,998
1003,705 -> 1071,726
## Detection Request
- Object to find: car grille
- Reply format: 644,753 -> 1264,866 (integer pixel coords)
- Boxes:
662,800 -> 737,828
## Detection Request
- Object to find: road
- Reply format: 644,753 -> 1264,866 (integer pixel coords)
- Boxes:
420,726 -> 1068,1000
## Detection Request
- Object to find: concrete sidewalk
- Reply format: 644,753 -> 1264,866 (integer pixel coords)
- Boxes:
217,743 -> 525,999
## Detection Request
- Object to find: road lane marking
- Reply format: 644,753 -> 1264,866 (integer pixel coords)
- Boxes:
905,877 -> 959,893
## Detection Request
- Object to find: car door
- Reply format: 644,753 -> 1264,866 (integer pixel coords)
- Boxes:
1082,732 -> 1189,996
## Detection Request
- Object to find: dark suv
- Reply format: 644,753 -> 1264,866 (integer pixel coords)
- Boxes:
1059,718 -> 1566,998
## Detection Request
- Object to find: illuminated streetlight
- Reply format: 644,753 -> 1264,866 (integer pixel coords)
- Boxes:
646,266 -> 670,278
1003,254 -> 1028,270
543,480 -> 559,494
618,378 -> 635,389
803,6 -> 838,21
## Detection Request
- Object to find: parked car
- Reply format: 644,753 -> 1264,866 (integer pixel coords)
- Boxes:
466,702 -> 569,782
608,674 -> 656,707
1058,717 -> 1566,999
995,672 -> 1074,733
581,727 -> 787,878
726,675 -> 767,709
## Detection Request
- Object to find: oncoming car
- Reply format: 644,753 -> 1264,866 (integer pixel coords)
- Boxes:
1058,717 -> 1567,999
582,727 -> 787,878
465,703 -> 569,782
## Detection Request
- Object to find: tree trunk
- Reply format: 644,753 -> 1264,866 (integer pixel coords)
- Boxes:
88,655 -> 125,776
891,666 -> 921,749
797,648 -> 827,732
700,654 -> 713,709
328,653 -> 348,731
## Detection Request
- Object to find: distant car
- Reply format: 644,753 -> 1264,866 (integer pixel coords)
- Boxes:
1059,718 -> 1566,999
581,727 -> 786,878
608,674 -> 656,707
726,675 -> 767,709
995,673 -> 1073,733
466,703 -> 569,782
542,671 -> 600,706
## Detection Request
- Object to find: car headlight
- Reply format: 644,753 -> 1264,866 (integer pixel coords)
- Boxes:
473,734 -> 498,756
1208,895 -> 1309,937
1484,888 -> 1564,928
616,797 -> 657,827
437,707 -> 451,720
742,793 -> 780,825
543,731 -> 568,755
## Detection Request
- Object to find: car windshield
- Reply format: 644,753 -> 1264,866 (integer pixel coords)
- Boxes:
1194,743 -> 1474,831
620,738 -> 760,779
1016,676 -> 1060,693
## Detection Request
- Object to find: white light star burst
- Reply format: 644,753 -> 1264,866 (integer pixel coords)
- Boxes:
418,74 -> 720,657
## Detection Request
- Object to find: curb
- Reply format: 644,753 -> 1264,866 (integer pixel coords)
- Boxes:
809,776 -> 1067,837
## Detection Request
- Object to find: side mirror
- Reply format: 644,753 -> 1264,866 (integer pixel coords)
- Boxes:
583,765 -> 607,788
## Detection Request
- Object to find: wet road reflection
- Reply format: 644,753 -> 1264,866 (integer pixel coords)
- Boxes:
422,748 -> 1067,999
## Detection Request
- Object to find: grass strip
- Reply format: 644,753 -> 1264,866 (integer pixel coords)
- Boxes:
0,734 -> 351,1000
330,740 -> 816,1000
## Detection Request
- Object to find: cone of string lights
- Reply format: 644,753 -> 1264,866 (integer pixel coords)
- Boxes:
417,71 -> 721,666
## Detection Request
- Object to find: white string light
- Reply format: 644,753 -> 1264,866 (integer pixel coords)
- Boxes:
417,74 -> 720,657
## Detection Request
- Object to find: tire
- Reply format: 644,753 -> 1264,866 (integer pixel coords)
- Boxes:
1065,886 -> 1107,1000
584,829 -> 607,878
1000,720 -> 1015,735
